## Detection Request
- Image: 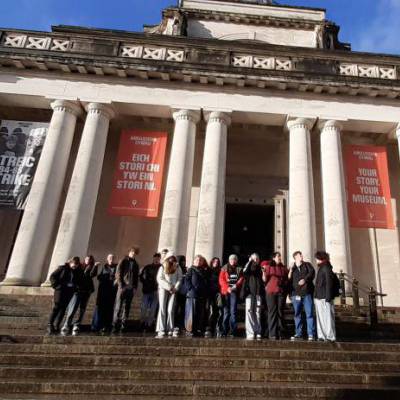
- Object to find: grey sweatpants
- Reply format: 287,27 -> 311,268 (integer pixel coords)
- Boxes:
245,295 -> 262,338
314,298 -> 336,341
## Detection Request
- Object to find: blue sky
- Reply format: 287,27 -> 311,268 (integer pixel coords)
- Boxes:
1,0 -> 399,55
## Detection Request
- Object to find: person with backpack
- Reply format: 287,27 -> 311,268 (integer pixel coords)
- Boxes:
288,251 -> 316,341
185,255 -> 210,337
219,254 -> 244,337
314,251 -> 337,342
156,252 -> 183,338
48,257 -> 83,334
243,253 -> 264,340
139,252 -> 162,332
264,252 -> 289,340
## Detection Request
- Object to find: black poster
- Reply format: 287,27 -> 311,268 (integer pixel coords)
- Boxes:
0,120 -> 48,209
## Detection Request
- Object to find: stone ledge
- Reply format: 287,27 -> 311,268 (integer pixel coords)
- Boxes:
0,286 -> 52,296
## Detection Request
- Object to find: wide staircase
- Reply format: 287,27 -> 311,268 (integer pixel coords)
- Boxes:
0,290 -> 400,399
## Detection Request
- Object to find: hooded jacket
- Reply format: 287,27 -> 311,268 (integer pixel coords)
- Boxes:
219,264 -> 244,296
290,262 -> 315,297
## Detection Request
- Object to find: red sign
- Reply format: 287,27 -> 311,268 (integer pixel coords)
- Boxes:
108,130 -> 167,217
345,145 -> 394,229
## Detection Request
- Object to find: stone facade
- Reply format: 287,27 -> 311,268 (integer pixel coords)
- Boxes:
0,0 -> 400,306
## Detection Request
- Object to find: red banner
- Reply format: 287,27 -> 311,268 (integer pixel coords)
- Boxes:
345,144 -> 394,229
108,130 -> 167,217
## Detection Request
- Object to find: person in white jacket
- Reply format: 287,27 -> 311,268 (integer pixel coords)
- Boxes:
156,252 -> 183,338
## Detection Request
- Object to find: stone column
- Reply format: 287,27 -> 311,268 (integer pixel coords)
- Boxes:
320,120 -> 352,274
158,109 -> 200,255
287,118 -> 316,263
194,111 -> 231,261
2,100 -> 81,286
45,103 -> 114,282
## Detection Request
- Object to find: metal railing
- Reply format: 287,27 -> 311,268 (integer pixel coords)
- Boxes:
337,271 -> 387,328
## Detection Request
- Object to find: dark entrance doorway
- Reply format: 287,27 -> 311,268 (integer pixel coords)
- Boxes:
223,203 -> 274,265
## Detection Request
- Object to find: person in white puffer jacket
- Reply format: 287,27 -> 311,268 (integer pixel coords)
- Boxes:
156,252 -> 183,338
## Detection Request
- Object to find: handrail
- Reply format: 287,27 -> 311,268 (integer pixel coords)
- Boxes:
335,270 -> 386,328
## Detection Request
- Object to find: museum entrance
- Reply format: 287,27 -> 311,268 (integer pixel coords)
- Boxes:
223,203 -> 274,265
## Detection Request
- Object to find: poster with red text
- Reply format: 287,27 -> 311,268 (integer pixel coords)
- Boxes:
108,130 -> 167,217
345,144 -> 394,229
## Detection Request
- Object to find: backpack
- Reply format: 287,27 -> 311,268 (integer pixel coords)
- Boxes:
331,272 -> 341,298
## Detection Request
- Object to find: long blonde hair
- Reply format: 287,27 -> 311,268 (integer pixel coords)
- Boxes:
164,258 -> 177,275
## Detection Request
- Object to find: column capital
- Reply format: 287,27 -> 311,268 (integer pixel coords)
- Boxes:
85,103 -> 115,120
172,109 -> 201,124
50,100 -> 82,117
319,119 -> 343,132
286,117 -> 314,131
204,111 -> 232,126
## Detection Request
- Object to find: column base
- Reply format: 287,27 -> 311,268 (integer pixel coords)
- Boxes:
0,277 -> 39,287
0,284 -> 52,296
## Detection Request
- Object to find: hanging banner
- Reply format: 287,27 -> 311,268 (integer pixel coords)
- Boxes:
345,144 -> 394,229
0,120 -> 48,209
108,130 -> 167,217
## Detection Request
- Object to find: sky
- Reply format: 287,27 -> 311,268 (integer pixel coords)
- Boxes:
0,0 -> 400,55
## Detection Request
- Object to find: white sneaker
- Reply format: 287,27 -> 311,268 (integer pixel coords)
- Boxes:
246,336 -> 255,341
172,328 -> 179,338
256,334 -> 262,340
72,326 -> 80,336
60,327 -> 69,336
156,332 -> 166,338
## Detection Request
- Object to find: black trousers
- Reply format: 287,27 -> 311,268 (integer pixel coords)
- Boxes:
48,288 -> 74,329
185,297 -> 207,335
113,287 -> 134,327
266,293 -> 287,338
206,295 -> 223,334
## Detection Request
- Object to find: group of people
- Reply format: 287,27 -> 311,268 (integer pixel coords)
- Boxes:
47,247 -> 339,342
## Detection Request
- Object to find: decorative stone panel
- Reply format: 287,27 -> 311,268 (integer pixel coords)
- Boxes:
2,33 -> 70,52
120,44 -> 185,62
340,63 -> 396,80
232,54 -> 293,71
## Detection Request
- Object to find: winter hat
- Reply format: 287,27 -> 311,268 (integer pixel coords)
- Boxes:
164,251 -> 177,262
229,254 -> 238,261
261,261 -> 269,268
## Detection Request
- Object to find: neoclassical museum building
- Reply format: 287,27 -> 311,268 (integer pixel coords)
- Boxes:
1,0 -> 400,305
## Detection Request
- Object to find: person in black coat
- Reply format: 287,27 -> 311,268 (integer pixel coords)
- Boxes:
175,255 -> 188,330
92,254 -> 118,333
61,255 -> 99,336
48,256 -> 82,335
314,251 -> 336,342
184,255 -> 210,337
205,257 -> 223,337
288,251 -> 316,341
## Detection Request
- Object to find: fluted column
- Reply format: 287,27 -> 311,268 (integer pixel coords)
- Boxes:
158,109 -> 200,255
320,120 -> 352,274
194,111 -> 231,261
2,100 -> 81,286
287,118 -> 316,262
44,103 -> 114,282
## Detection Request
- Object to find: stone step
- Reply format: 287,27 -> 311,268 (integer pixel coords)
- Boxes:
2,343 -> 400,363
0,366 -> 400,386
2,353 -> 400,373
0,380 -> 400,399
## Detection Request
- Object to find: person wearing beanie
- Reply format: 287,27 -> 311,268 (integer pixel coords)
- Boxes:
185,255 -> 210,337
243,253 -> 264,340
264,252 -> 289,340
156,252 -> 183,338
314,251 -> 337,342
139,252 -> 162,332
219,254 -> 244,337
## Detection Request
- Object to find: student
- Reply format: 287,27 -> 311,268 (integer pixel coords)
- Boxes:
219,254 -> 244,337
112,247 -> 140,333
156,252 -> 182,338
314,251 -> 337,342
185,255 -> 210,337
61,255 -> 98,336
139,252 -> 162,332
264,252 -> 289,340
206,257 -> 223,338
48,257 -> 83,335
243,253 -> 264,340
289,251 -> 316,341
175,255 -> 188,330
92,254 -> 118,333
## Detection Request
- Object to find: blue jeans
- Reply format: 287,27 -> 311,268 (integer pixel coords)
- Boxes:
291,294 -> 315,338
141,291 -> 159,328
222,292 -> 238,336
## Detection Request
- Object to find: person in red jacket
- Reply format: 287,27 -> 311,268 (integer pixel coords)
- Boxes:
219,254 -> 244,337
263,252 -> 289,340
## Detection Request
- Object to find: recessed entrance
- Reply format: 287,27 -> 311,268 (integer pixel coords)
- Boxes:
223,203 -> 274,265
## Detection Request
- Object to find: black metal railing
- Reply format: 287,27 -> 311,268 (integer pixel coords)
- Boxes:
337,271 -> 387,328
